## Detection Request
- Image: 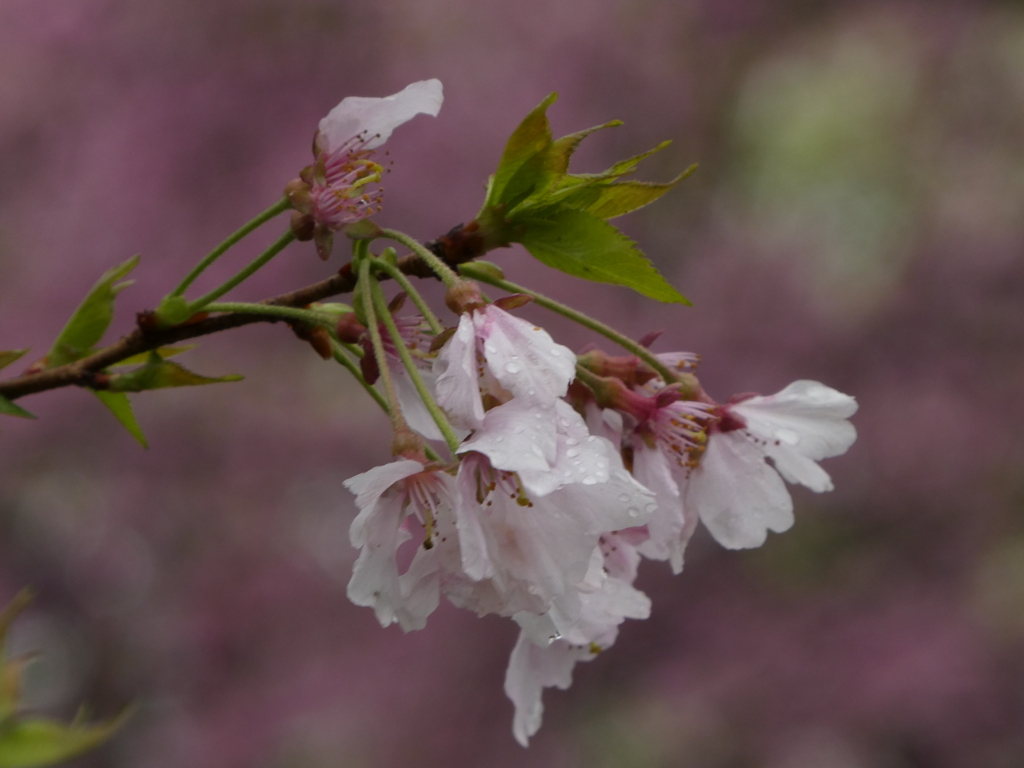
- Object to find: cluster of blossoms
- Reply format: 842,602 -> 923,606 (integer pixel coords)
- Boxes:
290,81 -> 857,745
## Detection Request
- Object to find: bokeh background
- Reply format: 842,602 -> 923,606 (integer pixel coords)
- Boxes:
2,1 -> 1024,766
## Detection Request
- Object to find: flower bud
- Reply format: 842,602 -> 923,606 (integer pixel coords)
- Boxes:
335,312 -> 366,344
577,349 -> 657,387
290,211 -> 315,241
283,178 -> 313,214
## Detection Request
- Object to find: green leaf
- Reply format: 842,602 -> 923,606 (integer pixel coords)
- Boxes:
0,396 -> 34,420
516,208 -> 690,304
0,710 -> 132,768
482,93 -> 558,211
111,345 -> 196,367
46,256 -> 140,368
0,351 -> 28,373
91,391 -> 147,448
106,356 -> 242,393
558,166 -> 698,220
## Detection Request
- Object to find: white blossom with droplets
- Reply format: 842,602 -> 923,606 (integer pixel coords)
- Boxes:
504,536 -> 650,746
433,304 -> 577,431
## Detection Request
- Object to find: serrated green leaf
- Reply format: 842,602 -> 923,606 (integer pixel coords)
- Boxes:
91,391 -> 147,448
0,351 -> 28,373
106,357 -> 242,393
561,166 -> 698,220
516,208 -> 690,304
482,93 -> 558,211
0,709 -> 132,768
46,256 -> 140,368
0,396 -> 34,420
112,345 -> 196,367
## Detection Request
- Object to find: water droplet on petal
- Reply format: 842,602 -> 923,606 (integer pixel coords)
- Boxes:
505,362 -> 522,374
627,507 -> 641,518
566,437 -> 579,447
582,476 -> 598,485
618,493 -> 631,503
566,448 -> 581,458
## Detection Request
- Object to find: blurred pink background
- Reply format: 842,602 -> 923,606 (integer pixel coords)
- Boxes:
2,1 -> 1024,766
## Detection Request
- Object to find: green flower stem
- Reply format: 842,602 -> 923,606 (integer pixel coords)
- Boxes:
203,302 -> 335,327
368,274 -> 462,456
369,258 -> 445,334
186,230 -> 297,315
359,259 -> 408,437
329,339 -> 441,463
460,263 -> 678,384
378,228 -> 462,289
339,340 -> 364,358
170,197 -> 290,297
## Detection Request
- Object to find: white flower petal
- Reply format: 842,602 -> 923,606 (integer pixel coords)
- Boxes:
388,359 -> 445,442
474,306 -> 576,405
433,314 -> 486,429
344,459 -> 424,545
731,380 -> 857,461
319,79 -> 443,152
459,399 -> 558,475
345,494 -> 407,627
690,431 -> 794,549
505,630 -> 580,747
395,545 -> 441,632
632,443 -> 692,574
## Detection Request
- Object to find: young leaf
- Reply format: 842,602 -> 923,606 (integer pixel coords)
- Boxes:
106,357 -> 242,393
0,710 -> 133,768
91,391 -> 148,448
0,350 -> 28,373
516,208 -> 690,304
482,93 -> 558,211
111,345 -> 196,367
0,396 -> 35,420
46,255 -> 140,368
558,167 -> 697,220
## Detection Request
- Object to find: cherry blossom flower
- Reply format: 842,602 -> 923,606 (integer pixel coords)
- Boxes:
504,534 -> 650,746
312,79 -> 442,228
344,458 -> 455,631
433,304 -> 577,431
442,399 -> 655,618
690,379 -> 858,549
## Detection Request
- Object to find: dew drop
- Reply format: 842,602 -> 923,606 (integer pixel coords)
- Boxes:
566,437 -> 579,447
566,448 -> 581,458
618,493 -> 631,503
627,507 -> 641,518
582,476 -> 598,485
505,362 -> 522,374
484,342 -> 498,355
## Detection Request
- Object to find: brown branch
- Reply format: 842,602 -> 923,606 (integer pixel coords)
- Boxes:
0,223 -> 499,403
